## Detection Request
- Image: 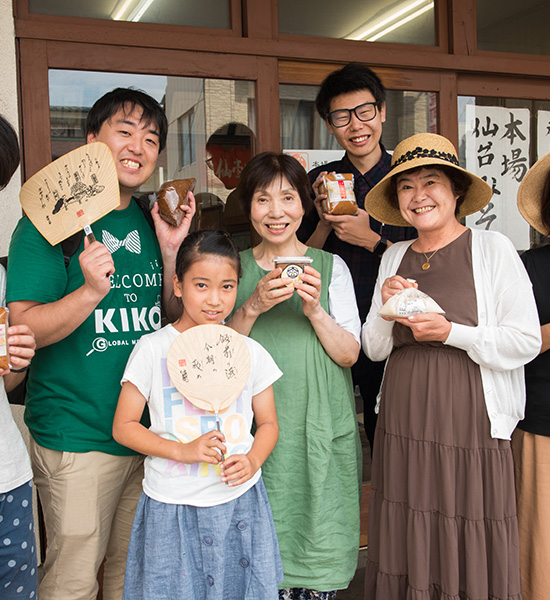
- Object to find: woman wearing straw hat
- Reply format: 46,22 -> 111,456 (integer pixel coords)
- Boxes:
362,132 -> 541,599
513,152 -> 550,600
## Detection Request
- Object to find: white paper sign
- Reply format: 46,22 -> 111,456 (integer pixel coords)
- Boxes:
283,149 -> 344,172
537,110 -> 550,160
464,105 -> 530,250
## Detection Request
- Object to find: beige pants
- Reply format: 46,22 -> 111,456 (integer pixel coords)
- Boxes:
30,441 -> 144,600
511,428 -> 550,600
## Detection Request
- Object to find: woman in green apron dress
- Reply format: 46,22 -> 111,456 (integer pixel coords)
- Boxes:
229,152 -> 362,600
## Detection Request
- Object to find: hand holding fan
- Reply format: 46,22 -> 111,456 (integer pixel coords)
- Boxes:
19,142 -> 120,245
167,324 -> 251,461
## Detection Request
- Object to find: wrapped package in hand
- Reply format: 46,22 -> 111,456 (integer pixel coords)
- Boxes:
378,284 -> 445,318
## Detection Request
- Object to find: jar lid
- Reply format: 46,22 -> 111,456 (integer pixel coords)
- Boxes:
273,256 -> 313,263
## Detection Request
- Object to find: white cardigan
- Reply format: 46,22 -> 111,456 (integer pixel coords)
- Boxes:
361,229 -> 542,440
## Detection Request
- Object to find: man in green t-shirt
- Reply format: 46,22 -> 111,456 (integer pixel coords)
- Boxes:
7,88 -> 195,600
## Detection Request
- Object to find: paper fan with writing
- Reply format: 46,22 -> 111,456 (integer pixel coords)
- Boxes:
167,324 -> 251,414
20,142 -> 120,246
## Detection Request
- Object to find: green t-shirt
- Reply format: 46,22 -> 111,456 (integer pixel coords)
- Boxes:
7,200 -> 163,455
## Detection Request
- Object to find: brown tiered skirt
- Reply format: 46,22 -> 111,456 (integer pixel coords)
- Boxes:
365,342 -> 521,599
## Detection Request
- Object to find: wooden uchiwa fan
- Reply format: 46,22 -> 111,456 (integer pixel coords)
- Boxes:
167,324 -> 251,460
19,142 -> 120,245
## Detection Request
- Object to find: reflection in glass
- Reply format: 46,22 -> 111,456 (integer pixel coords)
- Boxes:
30,0 -> 231,29
278,0 -> 435,46
49,70 -> 255,245
477,0 -> 550,56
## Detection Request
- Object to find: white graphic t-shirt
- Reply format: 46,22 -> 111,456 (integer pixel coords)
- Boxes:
122,324 -> 282,507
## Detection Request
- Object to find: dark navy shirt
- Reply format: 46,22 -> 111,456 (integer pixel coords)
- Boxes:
519,245 -> 550,436
298,148 -> 417,321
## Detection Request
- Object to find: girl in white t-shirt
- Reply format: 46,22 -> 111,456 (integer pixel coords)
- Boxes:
113,229 -> 283,600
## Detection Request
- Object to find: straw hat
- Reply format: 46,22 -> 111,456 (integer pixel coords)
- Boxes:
364,133 -> 493,227
517,152 -> 550,236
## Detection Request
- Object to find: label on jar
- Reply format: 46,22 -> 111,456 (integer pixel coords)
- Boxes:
281,263 -> 304,281
0,307 -> 9,369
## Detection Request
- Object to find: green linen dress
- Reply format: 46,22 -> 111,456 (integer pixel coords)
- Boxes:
234,247 -> 361,591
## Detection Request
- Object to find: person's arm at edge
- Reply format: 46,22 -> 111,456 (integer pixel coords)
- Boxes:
540,323 -> 550,353
2,324 -> 35,391
521,249 -> 549,355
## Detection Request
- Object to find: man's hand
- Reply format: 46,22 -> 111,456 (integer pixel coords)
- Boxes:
311,172 -> 333,231
324,208 -> 380,251
151,191 -> 197,256
79,237 -> 115,301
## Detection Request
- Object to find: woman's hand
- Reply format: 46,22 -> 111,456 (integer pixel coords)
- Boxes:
177,430 -> 227,465
295,265 -> 322,319
393,312 -> 451,343
381,275 -> 417,305
220,453 -> 258,487
0,324 -> 35,377
226,269 -> 294,336
245,269 -> 294,318
295,265 -> 360,367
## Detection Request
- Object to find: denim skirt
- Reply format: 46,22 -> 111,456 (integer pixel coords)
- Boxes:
122,478 -> 283,600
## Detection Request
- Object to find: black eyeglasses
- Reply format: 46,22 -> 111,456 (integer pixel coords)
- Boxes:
327,102 -> 378,128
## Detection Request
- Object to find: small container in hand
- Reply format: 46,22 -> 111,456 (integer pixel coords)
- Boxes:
319,173 -> 358,215
0,307 -> 10,370
273,257 -> 313,287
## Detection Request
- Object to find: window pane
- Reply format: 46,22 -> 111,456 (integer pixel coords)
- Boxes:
49,70 -> 255,246
280,83 -> 437,168
458,96 -> 550,250
30,0 -> 231,28
477,0 -> 550,56
278,0 -> 435,45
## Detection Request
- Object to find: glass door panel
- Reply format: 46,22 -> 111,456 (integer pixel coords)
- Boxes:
278,0 -> 435,45
31,0 -> 231,28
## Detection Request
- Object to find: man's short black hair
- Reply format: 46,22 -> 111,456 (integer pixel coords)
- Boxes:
0,115 -> 20,190
315,62 -> 386,119
85,87 -> 168,152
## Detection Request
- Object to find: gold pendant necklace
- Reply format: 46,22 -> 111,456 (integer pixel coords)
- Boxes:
421,249 -> 438,270
420,227 -> 462,270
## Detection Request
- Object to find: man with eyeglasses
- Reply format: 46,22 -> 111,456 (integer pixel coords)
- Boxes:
297,62 -> 416,453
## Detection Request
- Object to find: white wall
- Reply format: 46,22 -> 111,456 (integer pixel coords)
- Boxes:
0,0 -> 21,257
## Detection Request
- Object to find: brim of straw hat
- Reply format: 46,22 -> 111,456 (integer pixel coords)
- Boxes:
517,152 -> 550,237
364,133 -> 493,227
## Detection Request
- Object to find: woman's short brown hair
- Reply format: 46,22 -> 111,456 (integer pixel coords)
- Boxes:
236,152 -> 313,218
